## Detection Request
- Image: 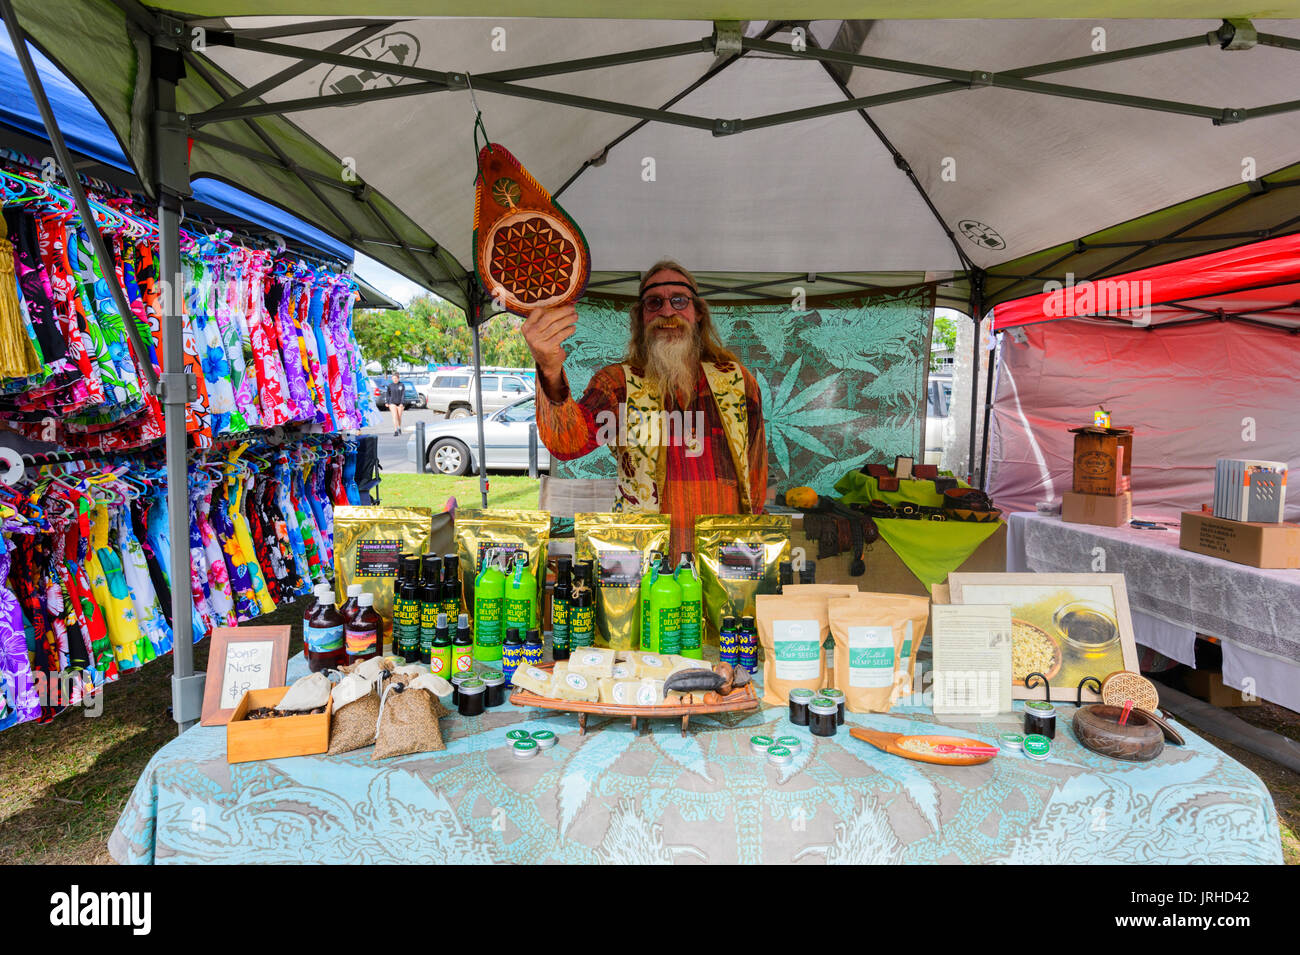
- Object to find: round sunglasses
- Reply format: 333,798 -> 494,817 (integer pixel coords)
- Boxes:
640,293 -> 695,312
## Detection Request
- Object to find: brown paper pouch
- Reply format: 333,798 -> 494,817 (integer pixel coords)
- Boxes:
829,593 -> 930,713
757,593 -> 829,706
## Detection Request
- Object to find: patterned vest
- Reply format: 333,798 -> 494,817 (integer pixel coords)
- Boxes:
614,361 -> 752,513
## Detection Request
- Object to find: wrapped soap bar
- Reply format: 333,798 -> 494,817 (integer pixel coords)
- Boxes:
631,653 -> 674,681
569,646 -> 616,678
669,656 -> 712,674
636,678 -> 665,706
553,669 -> 600,702
610,680 -> 641,705
611,661 -> 637,681
512,665 -> 554,696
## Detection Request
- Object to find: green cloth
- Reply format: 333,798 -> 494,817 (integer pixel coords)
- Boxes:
833,470 -> 967,509
873,517 -> 1003,588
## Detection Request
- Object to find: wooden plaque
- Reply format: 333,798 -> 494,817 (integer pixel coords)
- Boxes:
200,626 -> 292,726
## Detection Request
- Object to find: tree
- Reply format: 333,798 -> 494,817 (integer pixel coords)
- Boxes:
930,313 -> 958,372
353,292 -> 536,371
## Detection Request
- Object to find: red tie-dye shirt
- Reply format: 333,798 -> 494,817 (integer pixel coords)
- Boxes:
536,361 -> 768,559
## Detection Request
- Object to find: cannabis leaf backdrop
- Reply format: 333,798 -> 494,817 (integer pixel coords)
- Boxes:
554,284 -> 936,494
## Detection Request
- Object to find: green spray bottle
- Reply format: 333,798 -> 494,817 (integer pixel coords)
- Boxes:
452,612 -> 474,676
674,552 -> 703,659
503,552 -> 538,634
649,555 -> 682,656
430,612 -> 452,679
639,550 -> 660,651
474,549 -> 507,662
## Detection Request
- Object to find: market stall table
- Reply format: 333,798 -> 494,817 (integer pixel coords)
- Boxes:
108,655 -> 1282,864
1007,512 -> 1300,711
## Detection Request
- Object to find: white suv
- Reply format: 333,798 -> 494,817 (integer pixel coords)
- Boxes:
422,371 -> 534,417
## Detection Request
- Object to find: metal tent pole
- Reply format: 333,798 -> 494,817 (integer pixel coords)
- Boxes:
469,281 -> 489,507
965,271 -> 985,486
0,1 -> 157,396
152,36 -> 202,734
979,330 -> 999,488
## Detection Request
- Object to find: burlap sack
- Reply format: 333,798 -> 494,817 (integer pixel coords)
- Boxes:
372,678 -> 446,759
327,693 -> 381,754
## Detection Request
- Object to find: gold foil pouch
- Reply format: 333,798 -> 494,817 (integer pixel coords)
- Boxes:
333,506 -> 433,631
575,512 -> 672,650
454,508 -> 550,618
695,514 -> 791,647
756,593 -> 829,706
828,593 -> 931,713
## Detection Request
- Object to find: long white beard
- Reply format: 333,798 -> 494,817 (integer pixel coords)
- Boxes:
644,327 -> 701,405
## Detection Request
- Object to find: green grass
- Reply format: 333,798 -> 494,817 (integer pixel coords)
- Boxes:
378,473 -> 542,511
0,600 -> 308,864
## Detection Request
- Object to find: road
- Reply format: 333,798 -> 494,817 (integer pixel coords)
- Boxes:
362,405 -> 452,474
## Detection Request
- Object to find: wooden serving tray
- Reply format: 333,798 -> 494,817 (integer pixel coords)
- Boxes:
509,663 -> 759,736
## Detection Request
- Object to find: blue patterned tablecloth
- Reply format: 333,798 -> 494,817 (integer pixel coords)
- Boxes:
108,660 -> 1283,865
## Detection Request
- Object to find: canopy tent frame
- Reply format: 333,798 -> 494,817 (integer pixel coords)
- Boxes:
9,5 -> 1300,735
187,21 -> 1300,132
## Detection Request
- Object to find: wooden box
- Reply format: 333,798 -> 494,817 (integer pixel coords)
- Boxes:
227,686 -> 332,764
1070,426 -> 1133,496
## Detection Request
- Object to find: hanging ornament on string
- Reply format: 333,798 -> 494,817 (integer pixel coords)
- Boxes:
469,80 -> 590,317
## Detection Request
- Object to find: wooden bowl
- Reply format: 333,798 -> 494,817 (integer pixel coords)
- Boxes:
1072,704 -> 1164,761
1011,618 -> 1062,687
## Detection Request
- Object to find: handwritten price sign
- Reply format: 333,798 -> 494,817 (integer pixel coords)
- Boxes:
219,641 -> 274,708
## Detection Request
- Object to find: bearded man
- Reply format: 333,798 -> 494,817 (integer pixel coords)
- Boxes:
524,260 -> 768,558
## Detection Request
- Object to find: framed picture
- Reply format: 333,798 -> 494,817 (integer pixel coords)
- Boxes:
947,573 -> 1138,702
200,626 -> 292,726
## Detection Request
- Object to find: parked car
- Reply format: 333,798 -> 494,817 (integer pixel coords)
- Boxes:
372,379 -> 424,411
924,375 -> 952,465
422,395 -> 551,476
421,371 -> 534,417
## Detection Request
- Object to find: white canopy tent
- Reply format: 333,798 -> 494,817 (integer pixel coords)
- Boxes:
5,2 -> 1300,732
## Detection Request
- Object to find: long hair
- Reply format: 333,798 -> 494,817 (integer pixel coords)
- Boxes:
623,260 -> 738,367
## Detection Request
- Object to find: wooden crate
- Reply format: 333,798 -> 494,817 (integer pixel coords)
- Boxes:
1070,426 -> 1133,496
227,686 -> 332,764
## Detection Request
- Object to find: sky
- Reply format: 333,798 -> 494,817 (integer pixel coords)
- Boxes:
353,252 -> 426,306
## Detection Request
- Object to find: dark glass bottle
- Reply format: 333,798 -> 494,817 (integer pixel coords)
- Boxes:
551,557 -> 572,661
345,592 -> 382,664
340,583 -> 363,625
422,554 -> 443,600
523,628 -> 544,667
502,627 -> 524,682
441,554 -> 461,622
738,615 -> 758,670
570,563 -> 595,649
393,579 -> 422,662
418,577 -> 441,665
305,589 -> 346,672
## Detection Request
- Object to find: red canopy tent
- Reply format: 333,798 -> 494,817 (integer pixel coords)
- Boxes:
985,235 -> 1300,520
